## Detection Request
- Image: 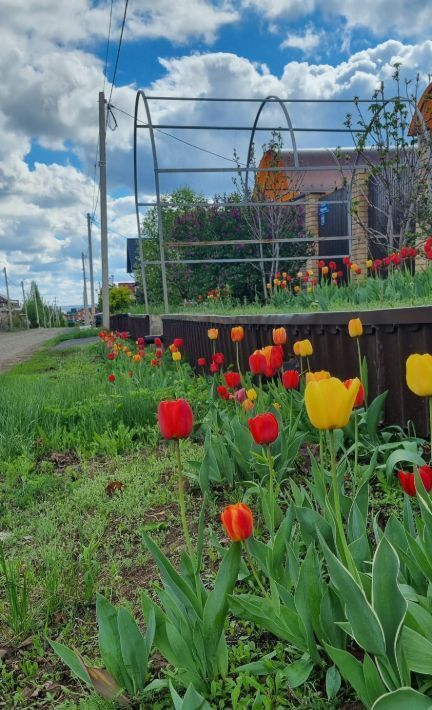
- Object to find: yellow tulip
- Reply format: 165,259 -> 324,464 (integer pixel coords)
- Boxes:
266,283 -> 272,290
297,271 -> 303,279
207,328 -> 218,340
295,339 -> 313,357
246,388 -> 257,401
273,402 -> 281,410
172,351 -> 182,362
305,377 -> 361,430
305,370 -> 330,383
274,278 -> 281,287
307,269 -> 314,277
348,318 -> 363,338
321,266 -> 329,275
366,259 -> 373,268
406,354 -> 432,397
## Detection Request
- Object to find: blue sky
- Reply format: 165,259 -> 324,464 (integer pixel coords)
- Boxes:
1,0 -> 432,305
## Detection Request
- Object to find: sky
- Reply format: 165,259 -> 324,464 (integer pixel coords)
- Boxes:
1,0 -> 432,306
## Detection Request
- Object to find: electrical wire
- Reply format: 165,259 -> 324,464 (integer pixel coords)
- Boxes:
109,103 -> 244,164
107,0 -> 129,108
102,0 -> 114,93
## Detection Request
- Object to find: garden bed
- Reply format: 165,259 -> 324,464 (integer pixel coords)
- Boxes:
163,306 -> 432,435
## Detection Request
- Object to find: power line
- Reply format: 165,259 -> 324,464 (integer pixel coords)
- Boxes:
107,0 -> 129,108
109,103 -> 244,164
102,0 -> 114,93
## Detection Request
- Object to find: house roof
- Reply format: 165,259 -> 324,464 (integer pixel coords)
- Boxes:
409,81 -> 432,136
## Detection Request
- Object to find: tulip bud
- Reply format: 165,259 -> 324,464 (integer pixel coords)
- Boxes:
207,328 -> 219,340
248,413 -> 279,445
282,370 -> 299,389
221,502 -> 254,541
158,399 -> 194,439
231,326 -> 245,342
348,318 -> 363,338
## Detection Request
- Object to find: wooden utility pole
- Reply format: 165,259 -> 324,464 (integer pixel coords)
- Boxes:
87,212 -> 96,324
21,281 -> 29,328
3,267 -> 13,330
81,252 -> 90,326
99,92 -> 110,329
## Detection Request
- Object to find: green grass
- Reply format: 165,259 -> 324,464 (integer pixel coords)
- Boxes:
0,339 -> 396,708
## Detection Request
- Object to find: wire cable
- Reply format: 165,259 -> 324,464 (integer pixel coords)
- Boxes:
109,103 -> 244,164
102,0 -> 114,93
107,0 -> 129,108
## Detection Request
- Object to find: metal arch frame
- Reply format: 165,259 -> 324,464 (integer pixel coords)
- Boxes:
244,95 -> 299,198
134,90 -> 169,312
133,93 -> 425,314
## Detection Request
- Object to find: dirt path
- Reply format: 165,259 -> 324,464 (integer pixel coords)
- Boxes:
0,328 -> 67,373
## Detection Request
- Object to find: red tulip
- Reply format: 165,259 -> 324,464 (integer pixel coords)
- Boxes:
221,502 -> 254,542
107,352 -> 115,361
270,345 -> 283,371
282,370 -> 300,389
248,413 -> 279,445
154,337 -> 162,347
318,260 -> 325,268
342,256 -> 351,265
329,261 -> 337,271
157,399 -> 194,440
217,385 -> 231,400
173,338 -> 184,349
151,358 -> 158,366
210,362 -> 219,374
224,372 -> 241,389
398,466 -> 432,496
108,374 -> 115,383
249,350 -> 267,375
155,348 -> 163,359
197,357 -> 206,367
213,352 -> 225,366
344,379 -> 365,407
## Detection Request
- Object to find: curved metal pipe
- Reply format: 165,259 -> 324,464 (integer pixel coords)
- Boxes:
245,96 -> 299,197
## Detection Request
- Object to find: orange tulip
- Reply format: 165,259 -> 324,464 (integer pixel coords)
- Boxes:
272,327 -> 287,345
221,502 -> 254,542
231,326 -> 245,342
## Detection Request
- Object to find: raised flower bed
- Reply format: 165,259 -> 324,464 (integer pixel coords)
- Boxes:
162,306 -> 432,435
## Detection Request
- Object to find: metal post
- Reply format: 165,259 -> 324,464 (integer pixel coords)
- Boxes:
81,252 -> 90,326
33,286 -> 40,328
133,92 -> 149,312
21,281 -> 29,328
99,91 -> 110,329
87,213 -> 96,324
3,267 -> 13,330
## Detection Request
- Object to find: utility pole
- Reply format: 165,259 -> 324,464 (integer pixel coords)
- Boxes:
33,286 -> 40,328
3,267 -> 13,330
87,212 -> 95,325
81,252 -> 90,326
21,281 -> 29,328
99,91 -> 110,329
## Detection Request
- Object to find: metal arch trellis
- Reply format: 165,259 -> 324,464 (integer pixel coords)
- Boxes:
132,93 -> 414,314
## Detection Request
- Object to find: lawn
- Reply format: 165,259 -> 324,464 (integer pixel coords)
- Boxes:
1,331 -> 432,708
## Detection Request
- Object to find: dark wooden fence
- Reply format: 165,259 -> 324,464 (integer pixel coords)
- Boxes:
162,307 -> 432,436
109,313 -> 150,338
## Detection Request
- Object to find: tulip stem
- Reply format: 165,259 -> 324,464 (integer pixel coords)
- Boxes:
289,391 -> 293,431
174,439 -> 195,564
266,447 -> 276,543
354,410 -> 359,483
243,540 -> 269,598
429,398 -> 432,464
328,430 -> 358,580
236,342 -> 242,376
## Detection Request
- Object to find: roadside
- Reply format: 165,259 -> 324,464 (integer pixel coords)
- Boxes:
0,328 -> 67,373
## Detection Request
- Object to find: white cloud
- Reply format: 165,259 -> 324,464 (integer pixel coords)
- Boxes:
1,0 -> 432,305
242,0 -> 432,38
280,27 -> 323,53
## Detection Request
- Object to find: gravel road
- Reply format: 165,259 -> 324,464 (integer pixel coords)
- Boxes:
0,328 -> 67,373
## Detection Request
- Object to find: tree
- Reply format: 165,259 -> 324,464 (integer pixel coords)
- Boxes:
344,67 -> 432,253
233,131 -> 310,299
97,286 -> 133,313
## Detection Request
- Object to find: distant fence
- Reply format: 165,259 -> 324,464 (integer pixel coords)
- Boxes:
162,306 -> 432,436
